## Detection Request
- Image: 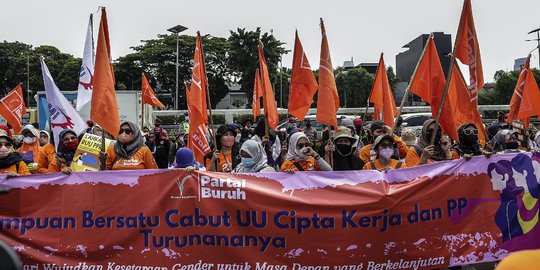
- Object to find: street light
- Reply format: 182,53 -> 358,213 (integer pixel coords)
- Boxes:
167,24 -> 188,110
527,27 -> 540,69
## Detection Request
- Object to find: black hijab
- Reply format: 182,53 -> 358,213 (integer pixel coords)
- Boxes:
114,121 -> 144,159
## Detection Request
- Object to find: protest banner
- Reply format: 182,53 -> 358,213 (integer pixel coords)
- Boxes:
71,133 -> 113,172
0,152 -> 539,269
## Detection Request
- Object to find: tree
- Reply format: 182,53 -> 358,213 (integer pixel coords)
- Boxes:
335,67 -> 374,108
227,28 -> 288,103
480,68 -> 540,105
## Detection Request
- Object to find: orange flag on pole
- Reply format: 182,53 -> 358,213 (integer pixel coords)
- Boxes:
251,69 -> 262,121
185,85 -> 211,163
141,74 -> 165,108
508,55 -> 540,126
409,36 -> 458,141
190,32 -> 209,124
454,0 -> 484,104
288,30 -> 318,121
369,53 -> 398,127
316,18 -> 340,130
258,44 -> 280,129
0,84 -> 26,134
447,64 -> 486,141
91,7 -> 120,136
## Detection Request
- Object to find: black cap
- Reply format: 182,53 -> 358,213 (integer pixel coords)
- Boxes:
370,121 -> 385,132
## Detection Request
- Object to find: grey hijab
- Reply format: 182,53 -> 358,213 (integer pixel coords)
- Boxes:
234,140 -> 272,173
114,121 -> 144,158
286,132 -> 310,161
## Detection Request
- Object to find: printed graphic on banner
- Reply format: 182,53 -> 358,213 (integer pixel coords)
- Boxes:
0,153 -> 539,269
71,133 -> 113,171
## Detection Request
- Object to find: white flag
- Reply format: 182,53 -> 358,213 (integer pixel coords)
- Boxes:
76,14 -> 95,111
40,57 -> 88,148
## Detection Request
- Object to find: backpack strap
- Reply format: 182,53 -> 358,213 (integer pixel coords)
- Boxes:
292,162 -> 305,171
395,161 -> 403,169
15,162 -> 19,173
413,145 -> 423,156
369,161 -> 377,170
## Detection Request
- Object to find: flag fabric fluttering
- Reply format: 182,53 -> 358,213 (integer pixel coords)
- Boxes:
316,19 -> 340,130
185,85 -> 211,163
258,44 -> 280,129
454,0 -> 484,104
91,7 -> 120,136
190,32 -> 209,124
141,74 -> 165,108
76,14 -> 95,111
369,53 -> 398,127
288,30 -> 318,121
409,37 -> 458,141
447,64 -> 486,141
508,55 -> 540,126
251,69 -> 262,121
41,58 -> 87,148
0,84 -> 26,134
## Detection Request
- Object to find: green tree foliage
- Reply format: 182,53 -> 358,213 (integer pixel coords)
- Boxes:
479,68 -> 540,105
335,67 -> 375,108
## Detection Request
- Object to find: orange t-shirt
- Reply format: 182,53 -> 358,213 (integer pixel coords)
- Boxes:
280,157 -> 321,172
0,161 -> 31,175
362,159 -> 406,170
205,152 -> 234,172
359,136 -> 409,163
47,157 -> 70,173
17,141 -> 41,164
106,146 -> 158,170
404,147 -> 459,167
37,143 -> 56,173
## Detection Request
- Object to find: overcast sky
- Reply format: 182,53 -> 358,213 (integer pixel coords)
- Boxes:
2,0 -> 540,83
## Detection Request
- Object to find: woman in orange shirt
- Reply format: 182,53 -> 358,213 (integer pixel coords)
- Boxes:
206,124 -> 240,172
280,132 -> 332,172
37,130 -> 56,173
48,129 -> 80,174
105,121 -> 158,170
17,125 -> 41,173
363,135 -> 406,170
405,119 -> 457,167
0,130 -> 30,176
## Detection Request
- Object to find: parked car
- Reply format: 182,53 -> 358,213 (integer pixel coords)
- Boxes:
400,113 -> 433,136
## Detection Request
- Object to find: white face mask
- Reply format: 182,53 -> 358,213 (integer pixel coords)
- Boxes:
379,148 -> 393,160
24,137 -> 37,144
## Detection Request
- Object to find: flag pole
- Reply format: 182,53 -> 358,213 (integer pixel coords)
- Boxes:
141,73 -> 145,129
100,133 -> 106,170
391,33 -> 433,136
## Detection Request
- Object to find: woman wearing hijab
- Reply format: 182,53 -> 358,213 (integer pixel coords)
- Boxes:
105,121 -> 158,170
405,119 -> 458,167
251,118 -> 281,168
280,132 -> 332,172
17,125 -> 41,173
235,140 -> 276,173
454,123 -> 485,160
324,127 -> 364,171
491,129 -> 523,154
48,130 -> 79,174
0,130 -> 30,176
37,130 -> 56,173
205,124 -> 241,172
174,147 -> 206,173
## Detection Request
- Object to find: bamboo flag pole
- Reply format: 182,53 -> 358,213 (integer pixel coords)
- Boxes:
141,73 -> 145,129
391,33 -> 434,136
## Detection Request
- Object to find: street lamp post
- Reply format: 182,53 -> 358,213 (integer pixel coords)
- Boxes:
527,27 -> 540,69
167,24 -> 188,110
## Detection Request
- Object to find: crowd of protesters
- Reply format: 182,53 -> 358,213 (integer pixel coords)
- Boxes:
0,111 -> 535,178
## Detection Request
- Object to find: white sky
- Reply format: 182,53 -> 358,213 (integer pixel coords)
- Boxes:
2,0 -> 540,83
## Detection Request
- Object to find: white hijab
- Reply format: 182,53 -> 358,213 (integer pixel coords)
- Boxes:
286,132 -> 310,161
235,140 -> 270,173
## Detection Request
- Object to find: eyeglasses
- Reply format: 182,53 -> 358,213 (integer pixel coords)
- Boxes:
296,142 -> 310,149
463,129 -> 478,135
119,128 -> 133,135
62,136 -> 77,142
0,142 -> 12,148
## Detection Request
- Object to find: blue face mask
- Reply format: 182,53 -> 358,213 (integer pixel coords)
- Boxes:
241,158 -> 256,168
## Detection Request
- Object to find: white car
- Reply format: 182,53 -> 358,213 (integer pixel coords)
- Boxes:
400,113 -> 433,136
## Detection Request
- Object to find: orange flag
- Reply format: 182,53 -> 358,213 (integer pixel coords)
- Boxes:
185,85 -> 211,163
508,55 -> 540,126
447,64 -> 486,141
91,7 -> 120,136
190,32 -> 209,124
288,30 -> 318,121
316,18 -> 340,130
454,0 -> 484,104
251,69 -> 262,121
409,37 -> 458,141
258,44 -> 279,129
141,74 -> 165,108
0,84 -> 26,133
369,53 -> 398,127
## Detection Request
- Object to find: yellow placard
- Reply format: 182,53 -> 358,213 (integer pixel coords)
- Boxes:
71,133 -> 113,172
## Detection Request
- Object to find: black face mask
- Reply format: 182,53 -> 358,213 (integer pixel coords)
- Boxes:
505,141 -> 519,150
462,134 -> 478,146
336,144 -> 353,156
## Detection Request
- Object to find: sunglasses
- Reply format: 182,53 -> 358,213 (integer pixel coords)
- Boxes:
379,143 -> 393,149
119,128 -> 134,135
463,129 -> 478,135
296,142 -> 310,149
0,142 -> 12,148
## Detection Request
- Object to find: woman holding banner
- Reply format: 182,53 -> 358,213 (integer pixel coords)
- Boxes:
362,135 -> 406,170
206,124 -> 241,173
48,129 -> 79,174
0,129 -> 30,176
104,121 -> 158,170
405,119 -> 458,167
280,132 -> 332,172
234,140 -> 275,173
17,125 -> 41,173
